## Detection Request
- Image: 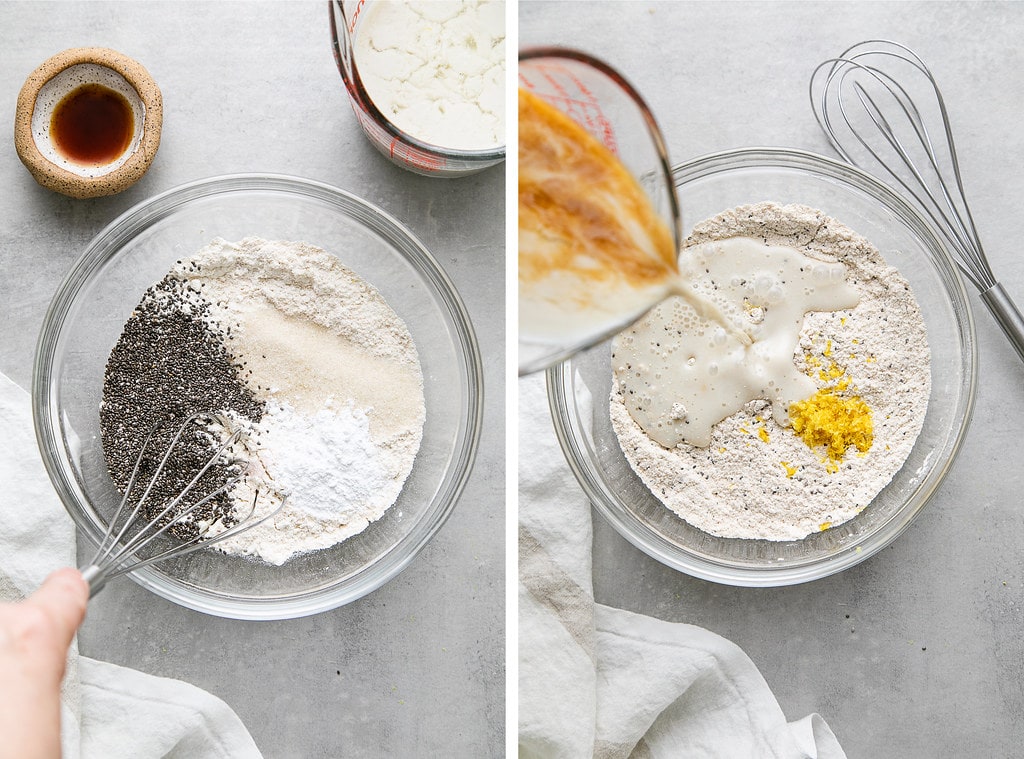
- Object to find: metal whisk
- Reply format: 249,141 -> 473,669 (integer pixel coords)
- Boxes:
810,39 -> 1024,363
80,412 -> 284,597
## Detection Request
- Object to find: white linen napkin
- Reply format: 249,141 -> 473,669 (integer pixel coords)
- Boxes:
0,370 -> 262,758
518,374 -> 846,758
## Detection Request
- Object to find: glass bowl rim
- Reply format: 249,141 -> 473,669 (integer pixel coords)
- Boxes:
546,146 -> 978,587
32,172 -> 485,618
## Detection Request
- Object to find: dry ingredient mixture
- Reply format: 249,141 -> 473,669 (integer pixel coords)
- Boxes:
354,0 -> 505,150
100,237 -> 425,564
610,203 -> 931,541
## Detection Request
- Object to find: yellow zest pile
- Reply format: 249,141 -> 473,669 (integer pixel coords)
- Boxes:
789,389 -> 873,464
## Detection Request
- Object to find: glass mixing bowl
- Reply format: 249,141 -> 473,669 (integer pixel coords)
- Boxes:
33,174 -> 483,619
547,147 -> 976,587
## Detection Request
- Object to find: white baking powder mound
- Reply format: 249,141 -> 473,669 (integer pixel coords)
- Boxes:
171,237 -> 425,564
610,203 -> 931,541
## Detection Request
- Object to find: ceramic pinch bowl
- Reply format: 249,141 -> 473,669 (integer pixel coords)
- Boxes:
14,47 -> 162,199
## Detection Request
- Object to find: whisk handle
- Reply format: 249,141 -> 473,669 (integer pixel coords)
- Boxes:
78,564 -> 107,599
980,282 -> 1024,365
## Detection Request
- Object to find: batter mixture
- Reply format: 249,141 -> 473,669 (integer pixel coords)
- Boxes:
610,203 -> 931,541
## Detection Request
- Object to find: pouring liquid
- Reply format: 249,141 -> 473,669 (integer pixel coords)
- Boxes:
518,88 -> 748,353
520,88 -> 864,452
614,237 -> 861,448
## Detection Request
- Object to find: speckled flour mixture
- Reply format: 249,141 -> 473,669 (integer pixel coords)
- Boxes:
610,203 -> 931,540
101,237 -> 425,564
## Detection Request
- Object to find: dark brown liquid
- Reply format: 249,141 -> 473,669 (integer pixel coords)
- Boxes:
50,83 -> 134,165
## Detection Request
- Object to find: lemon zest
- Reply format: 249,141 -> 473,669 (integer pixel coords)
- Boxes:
790,389 -> 873,463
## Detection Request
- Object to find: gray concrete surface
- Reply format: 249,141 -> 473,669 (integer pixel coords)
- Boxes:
0,2 -> 504,757
522,2 -> 1024,757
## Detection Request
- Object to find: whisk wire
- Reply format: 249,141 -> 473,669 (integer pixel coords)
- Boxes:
817,54 -> 985,289
811,40 -> 1024,362
100,492 -> 287,582
102,470 -> 243,570
89,420 -> 167,569
91,412 -> 217,566
81,412 -> 286,595
848,77 -> 987,289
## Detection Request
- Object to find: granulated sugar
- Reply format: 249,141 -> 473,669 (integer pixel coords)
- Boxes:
609,203 -> 931,541
101,237 -> 425,564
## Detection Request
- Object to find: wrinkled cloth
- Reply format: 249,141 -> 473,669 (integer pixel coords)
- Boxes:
518,374 -> 846,758
0,370 -> 262,758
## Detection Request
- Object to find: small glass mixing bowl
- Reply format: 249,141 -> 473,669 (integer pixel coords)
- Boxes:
329,0 -> 505,177
33,174 -> 483,619
547,147 -> 976,587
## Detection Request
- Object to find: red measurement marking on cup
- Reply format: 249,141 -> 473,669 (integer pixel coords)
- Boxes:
355,107 -> 444,172
390,139 -> 445,172
519,64 -> 618,156
348,0 -> 366,33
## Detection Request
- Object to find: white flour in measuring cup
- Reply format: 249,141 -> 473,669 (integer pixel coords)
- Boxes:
354,0 -> 505,150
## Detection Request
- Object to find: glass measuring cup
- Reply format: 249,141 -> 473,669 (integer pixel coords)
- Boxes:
329,0 -> 506,177
518,47 -> 682,374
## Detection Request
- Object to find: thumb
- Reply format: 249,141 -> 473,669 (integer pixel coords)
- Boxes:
26,568 -> 89,650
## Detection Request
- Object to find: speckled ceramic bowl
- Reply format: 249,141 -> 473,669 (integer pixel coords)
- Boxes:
547,148 -> 976,586
15,47 -> 162,198
34,174 -> 483,618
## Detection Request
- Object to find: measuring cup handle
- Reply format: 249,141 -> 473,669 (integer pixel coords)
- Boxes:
980,281 -> 1024,365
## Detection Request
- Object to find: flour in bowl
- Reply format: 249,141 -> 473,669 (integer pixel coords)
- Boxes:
610,203 -> 931,540
101,236 -> 425,564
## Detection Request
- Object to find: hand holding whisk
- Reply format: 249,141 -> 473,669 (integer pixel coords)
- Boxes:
80,412 -> 285,597
810,39 -> 1024,364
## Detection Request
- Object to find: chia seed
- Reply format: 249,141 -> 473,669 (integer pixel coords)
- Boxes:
100,274 -> 264,542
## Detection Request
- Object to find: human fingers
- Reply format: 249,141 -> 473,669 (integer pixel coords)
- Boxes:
23,568 -> 89,654
0,571 -> 87,759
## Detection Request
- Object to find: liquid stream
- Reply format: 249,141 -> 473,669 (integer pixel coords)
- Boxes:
518,87 -> 747,353
518,87 -> 860,447
613,237 -> 860,448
